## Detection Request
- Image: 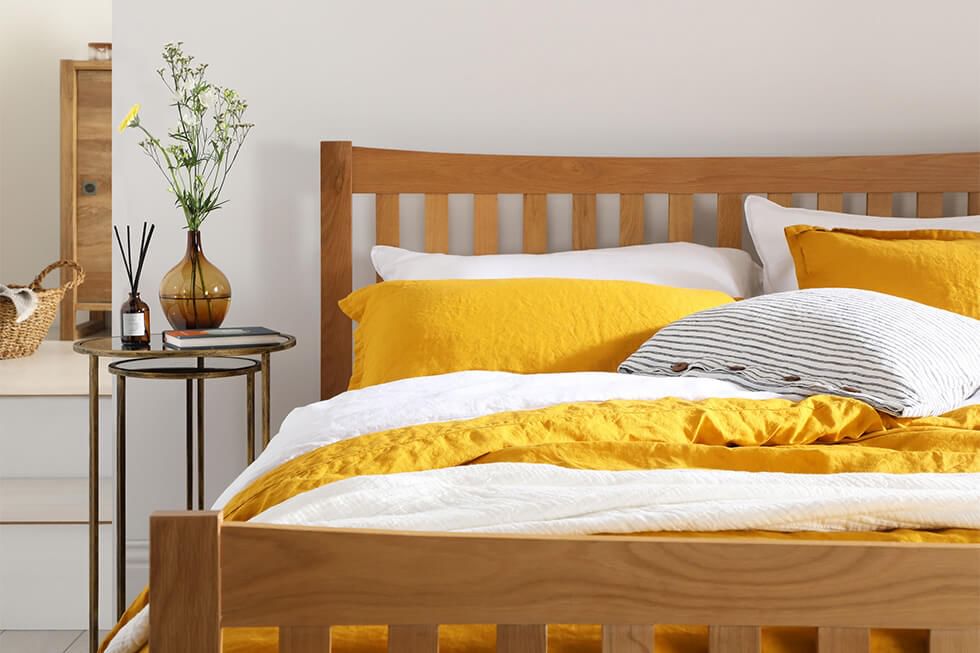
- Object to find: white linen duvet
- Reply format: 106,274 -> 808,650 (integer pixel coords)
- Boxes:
107,372 -> 980,653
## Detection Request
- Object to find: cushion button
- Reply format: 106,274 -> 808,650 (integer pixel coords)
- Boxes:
783,375 -> 801,382
671,362 -> 689,372
842,386 -> 860,392
728,365 -> 745,371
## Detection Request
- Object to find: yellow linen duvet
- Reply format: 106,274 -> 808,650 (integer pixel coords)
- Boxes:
103,373 -> 980,653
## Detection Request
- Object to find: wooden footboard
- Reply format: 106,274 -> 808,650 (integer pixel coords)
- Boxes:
150,511 -> 980,653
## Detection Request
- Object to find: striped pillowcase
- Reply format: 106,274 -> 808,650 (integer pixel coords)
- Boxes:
619,288 -> 980,417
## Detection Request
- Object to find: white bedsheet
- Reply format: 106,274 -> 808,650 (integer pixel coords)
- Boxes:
255,463 -> 980,533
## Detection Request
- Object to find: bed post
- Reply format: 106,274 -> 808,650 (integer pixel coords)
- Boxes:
150,512 -> 223,653
320,141 -> 353,400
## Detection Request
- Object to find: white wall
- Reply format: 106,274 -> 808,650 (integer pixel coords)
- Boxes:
113,0 -> 980,591
0,0 -> 112,296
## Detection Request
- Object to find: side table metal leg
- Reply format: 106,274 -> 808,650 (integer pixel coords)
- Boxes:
197,374 -> 205,510
185,379 -> 193,511
115,375 -> 127,618
261,352 -> 271,448
89,355 -> 100,653
246,370 -> 255,464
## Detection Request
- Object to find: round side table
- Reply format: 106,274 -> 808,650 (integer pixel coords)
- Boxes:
73,333 -> 295,648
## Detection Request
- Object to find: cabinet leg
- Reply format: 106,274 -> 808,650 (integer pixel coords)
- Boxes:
115,375 -> 126,618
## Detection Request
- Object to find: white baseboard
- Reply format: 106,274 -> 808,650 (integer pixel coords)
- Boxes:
125,539 -> 150,606
126,539 -> 149,567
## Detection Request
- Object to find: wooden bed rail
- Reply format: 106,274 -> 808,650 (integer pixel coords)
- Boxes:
150,511 -> 980,653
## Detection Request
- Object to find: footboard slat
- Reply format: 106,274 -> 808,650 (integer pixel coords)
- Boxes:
388,625 -> 439,653
601,625 -> 653,652
930,628 -> 980,653
496,624 -> 546,653
709,625 -> 761,652
817,627 -> 869,652
280,626 -> 331,652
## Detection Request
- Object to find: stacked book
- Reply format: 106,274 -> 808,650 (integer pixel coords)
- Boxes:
164,326 -> 281,349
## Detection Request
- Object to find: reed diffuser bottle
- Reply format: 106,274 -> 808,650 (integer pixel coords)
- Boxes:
120,292 -> 150,346
115,222 -> 155,347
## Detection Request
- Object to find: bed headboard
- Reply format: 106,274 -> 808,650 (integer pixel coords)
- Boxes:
319,142 -> 980,399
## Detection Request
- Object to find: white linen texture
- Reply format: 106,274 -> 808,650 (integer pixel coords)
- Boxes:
371,242 -> 762,298
255,464 -> 980,534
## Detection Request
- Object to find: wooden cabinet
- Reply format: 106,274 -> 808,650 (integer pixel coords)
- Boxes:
60,60 -> 111,340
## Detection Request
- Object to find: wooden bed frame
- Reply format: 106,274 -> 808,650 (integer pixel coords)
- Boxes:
149,144 -> 980,653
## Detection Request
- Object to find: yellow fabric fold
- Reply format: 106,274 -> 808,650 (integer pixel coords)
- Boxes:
103,395 -> 980,653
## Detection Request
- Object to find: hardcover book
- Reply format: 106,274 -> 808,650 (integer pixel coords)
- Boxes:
164,326 -> 281,348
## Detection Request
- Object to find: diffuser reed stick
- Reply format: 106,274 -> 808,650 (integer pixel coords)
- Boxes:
114,221 -> 155,346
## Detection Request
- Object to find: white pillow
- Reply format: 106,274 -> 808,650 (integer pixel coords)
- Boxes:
372,243 -> 762,298
744,196 -> 980,294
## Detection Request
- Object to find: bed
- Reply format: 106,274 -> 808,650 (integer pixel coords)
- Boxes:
114,145 -> 980,653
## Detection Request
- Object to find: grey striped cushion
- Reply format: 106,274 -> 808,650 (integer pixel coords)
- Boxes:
619,288 -> 980,417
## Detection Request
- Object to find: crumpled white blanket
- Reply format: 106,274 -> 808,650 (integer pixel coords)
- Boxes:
254,463 -> 980,534
0,284 -> 38,322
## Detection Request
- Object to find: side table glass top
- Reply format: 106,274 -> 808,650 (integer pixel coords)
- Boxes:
74,333 -> 296,358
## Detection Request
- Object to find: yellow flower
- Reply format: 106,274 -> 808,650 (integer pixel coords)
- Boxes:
118,103 -> 141,133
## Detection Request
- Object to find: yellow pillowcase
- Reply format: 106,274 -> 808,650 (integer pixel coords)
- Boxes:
339,278 -> 733,389
785,225 -> 980,318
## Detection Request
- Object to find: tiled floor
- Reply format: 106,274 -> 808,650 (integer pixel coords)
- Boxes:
0,630 -> 109,653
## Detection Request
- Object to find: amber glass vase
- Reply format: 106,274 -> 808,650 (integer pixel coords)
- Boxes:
159,231 -> 231,329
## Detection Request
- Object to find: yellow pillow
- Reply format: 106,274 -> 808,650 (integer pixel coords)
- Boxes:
785,225 -> 980,318
339,278 -> 733,389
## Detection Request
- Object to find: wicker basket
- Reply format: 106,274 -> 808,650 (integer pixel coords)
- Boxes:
0,260 -> 85,359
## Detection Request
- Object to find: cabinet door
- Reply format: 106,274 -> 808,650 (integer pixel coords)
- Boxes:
75,69 -> 111,305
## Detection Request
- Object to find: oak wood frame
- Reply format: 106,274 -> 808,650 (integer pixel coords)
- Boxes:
320,142 -> 980,399
150,512 -> 979,652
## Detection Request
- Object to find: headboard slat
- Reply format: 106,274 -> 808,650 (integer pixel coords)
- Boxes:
716,193 -> 743,249
970,192 -> 980,215
473,194 -> 499,254
572,194 -> 597,250
767,193 -> 793,208
667,194 -> 694,242
817,193 -> 844,212
917,192 -> 944,218
376,194 -> 400,247
523,194 -> 548,253
866,192 -> 893,216
618,194 -> 644,246
424,194 -> 449,253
